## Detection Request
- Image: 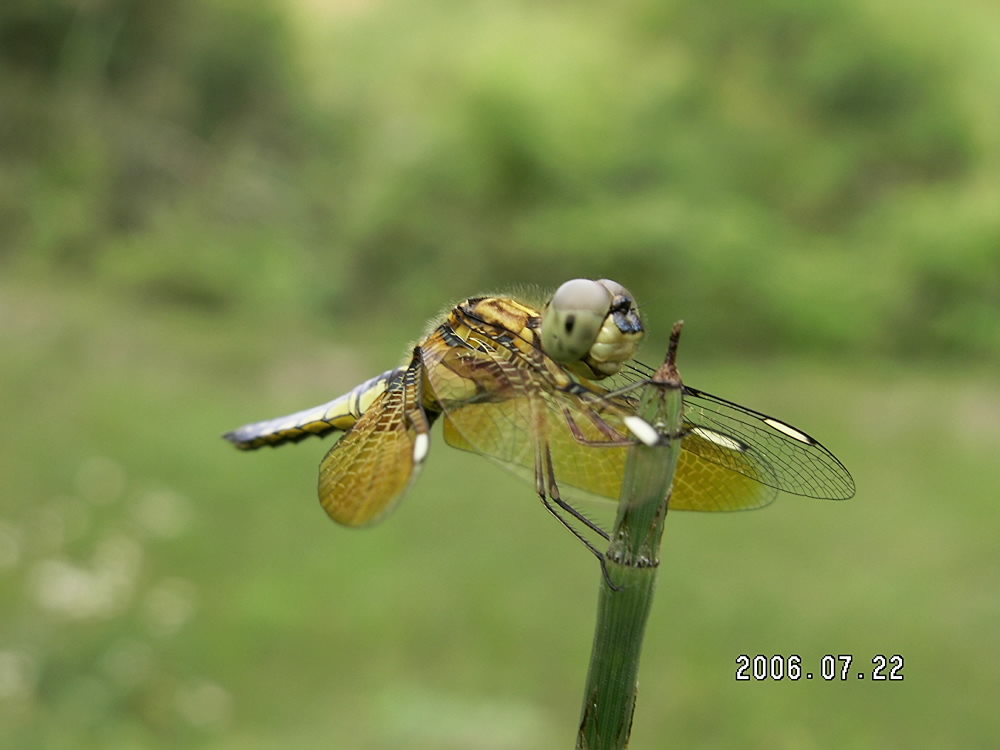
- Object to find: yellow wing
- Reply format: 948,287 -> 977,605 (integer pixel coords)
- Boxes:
441,398 -> 774,511
422,329 -> 767,511
318,358 -> 431,526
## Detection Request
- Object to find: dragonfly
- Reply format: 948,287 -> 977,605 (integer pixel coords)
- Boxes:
224,279 -> 854,570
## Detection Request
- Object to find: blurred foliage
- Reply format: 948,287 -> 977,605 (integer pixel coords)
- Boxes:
3,280 -> 998,749
3,0 -> 998,359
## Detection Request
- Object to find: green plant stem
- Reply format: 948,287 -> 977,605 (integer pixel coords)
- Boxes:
577,323 -> 685,750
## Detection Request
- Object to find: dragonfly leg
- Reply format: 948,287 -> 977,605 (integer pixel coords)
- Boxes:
535,442 -> 621,591
562,406 -> 635,447
541,441 -> 609,541
403,348 -> 433,463
539,489 -> 620,591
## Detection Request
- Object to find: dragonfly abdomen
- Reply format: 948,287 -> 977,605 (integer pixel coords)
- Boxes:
223,368 -> 403,450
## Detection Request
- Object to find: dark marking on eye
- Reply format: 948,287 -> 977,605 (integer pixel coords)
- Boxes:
564,314 -> 576,334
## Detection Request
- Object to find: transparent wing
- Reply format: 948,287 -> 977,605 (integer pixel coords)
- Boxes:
421,329 -> 801,512
440,394 -> 632,501
440,397 -> 779,512
423,334 -> 630,494
679,385 -> 855,499
618,361 -> 856,502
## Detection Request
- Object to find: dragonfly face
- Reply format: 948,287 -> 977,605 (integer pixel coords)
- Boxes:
540,278 -> 644,377
223,279 -> 854,548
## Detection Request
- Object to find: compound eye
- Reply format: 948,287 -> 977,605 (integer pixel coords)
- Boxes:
596,278 -> 637,311
541,279 -> 612,363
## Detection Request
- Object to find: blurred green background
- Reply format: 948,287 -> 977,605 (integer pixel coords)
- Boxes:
2,0 -> 998,747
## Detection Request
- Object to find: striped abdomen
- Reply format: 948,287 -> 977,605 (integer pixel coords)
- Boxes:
223,368 -> 404,450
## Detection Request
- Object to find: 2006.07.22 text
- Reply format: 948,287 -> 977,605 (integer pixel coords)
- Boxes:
735,654 -> 904,681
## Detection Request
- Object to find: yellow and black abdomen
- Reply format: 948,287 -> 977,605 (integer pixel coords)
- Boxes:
223,368 -> 403,450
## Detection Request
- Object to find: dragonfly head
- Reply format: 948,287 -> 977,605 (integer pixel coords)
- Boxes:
541,278 -> 644,379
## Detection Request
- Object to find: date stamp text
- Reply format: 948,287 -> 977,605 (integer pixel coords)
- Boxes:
735,654 -> 904,681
